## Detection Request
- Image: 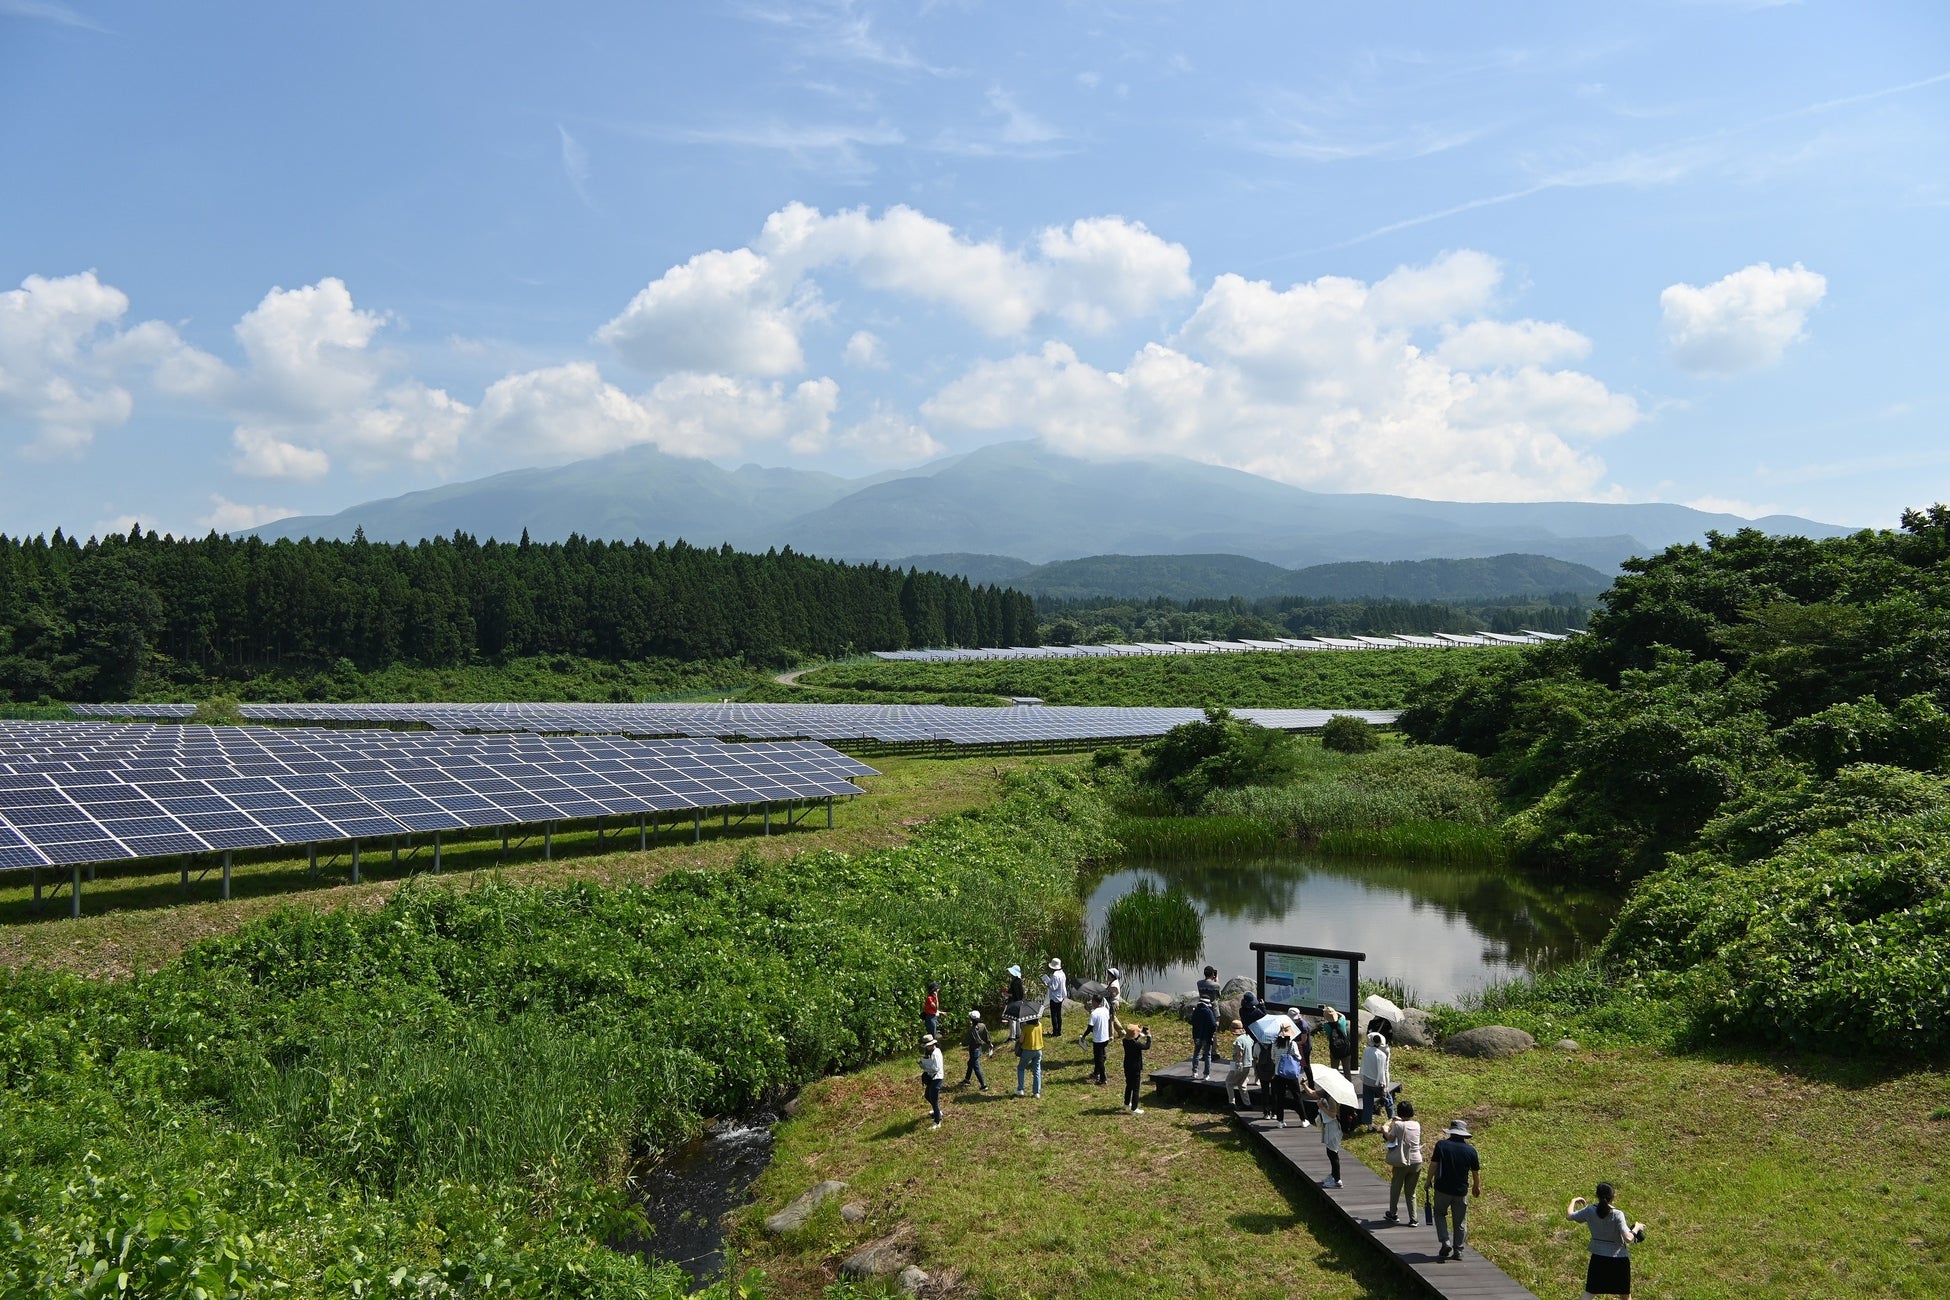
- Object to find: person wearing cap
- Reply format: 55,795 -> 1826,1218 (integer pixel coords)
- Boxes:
1086,995 -> 1112,1085
1189,993 -> 1219,1080
1015,1008 -> 1045,1097
961,1010 -> 993,1091
1568,1181 -> 1646,1297
1224,1018 -> 1257,1109
1431,1119 -> 1483,1261
1004,965 -> 1026,1042
919,1035 -> 946,1129
1360,1030 -> 1395,1127
1044,958 -> 1068,1038
1120,1021 -> 1152,1113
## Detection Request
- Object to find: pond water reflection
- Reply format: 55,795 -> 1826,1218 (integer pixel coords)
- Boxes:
1085,853 -> 1621,1005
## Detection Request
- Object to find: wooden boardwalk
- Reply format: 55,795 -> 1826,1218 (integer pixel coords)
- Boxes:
1149,1059 -> 1537,1300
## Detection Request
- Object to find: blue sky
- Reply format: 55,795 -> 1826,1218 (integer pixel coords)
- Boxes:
2,0 -> 1945,538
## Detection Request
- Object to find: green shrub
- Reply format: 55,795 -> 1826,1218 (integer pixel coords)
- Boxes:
1140,706 -> 1301,810
1320,713 -> 1381,753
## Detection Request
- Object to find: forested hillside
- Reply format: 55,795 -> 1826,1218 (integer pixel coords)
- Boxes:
0,528 -> 1038,703
1402,507 -> 1950,1054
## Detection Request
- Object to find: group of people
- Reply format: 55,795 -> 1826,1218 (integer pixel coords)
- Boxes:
916,958 -> 1158,1128
916,964 -> 1649,1297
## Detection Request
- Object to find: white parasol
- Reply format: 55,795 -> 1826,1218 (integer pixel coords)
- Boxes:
1309,1064 -> 1358,1110
1362,993 -> 1403,1024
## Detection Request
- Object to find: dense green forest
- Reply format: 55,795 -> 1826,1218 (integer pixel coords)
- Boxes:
1033,591 -> 1593,645
0,528 -> 1039,703
1401,507 -> 1950,1055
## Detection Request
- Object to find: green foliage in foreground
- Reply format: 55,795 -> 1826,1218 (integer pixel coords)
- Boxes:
799,646 -> 1506,709
1401,508 -> 1950,1059
0,766 -> 1113,1296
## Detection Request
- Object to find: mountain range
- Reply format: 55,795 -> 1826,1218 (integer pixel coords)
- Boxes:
250,439 -> 1854,578
896,552 -> 1615,603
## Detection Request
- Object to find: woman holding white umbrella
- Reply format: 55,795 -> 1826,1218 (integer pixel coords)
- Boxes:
1302,1066 -> 1358,1189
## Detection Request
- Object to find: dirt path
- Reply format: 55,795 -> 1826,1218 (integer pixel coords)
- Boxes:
774,667 -> 811,687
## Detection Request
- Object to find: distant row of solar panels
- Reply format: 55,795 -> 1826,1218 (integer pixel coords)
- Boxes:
871,631 -> 1572,661
71,702 -> 1399,748
0,721 -> 874,872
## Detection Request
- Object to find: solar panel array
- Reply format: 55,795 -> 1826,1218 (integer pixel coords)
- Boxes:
70,701 -> 1399,747
869,630 -> 1572,661
0,722 -> 874,873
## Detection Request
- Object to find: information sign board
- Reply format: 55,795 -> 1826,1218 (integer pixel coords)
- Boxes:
1248,941 -> 1364,1017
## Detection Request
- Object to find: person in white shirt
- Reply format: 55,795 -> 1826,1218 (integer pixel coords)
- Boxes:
1360,1031 -> 1394,1127
1045,957 -> 1068,1038
1104,967 -> 1123,1031
1382,1100 -> 1424,1224
1568,1182 -> 1646,1297
1087,996 -> 1112,1084
919,1035 -> 945,1129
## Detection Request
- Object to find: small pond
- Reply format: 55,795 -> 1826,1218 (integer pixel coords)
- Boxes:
1087,852 -> 1622,1006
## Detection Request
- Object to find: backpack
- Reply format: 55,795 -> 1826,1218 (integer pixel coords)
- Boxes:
1324,1018 -> 1349,1054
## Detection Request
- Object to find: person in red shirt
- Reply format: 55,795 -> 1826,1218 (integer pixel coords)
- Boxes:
922,981 -> 940,1037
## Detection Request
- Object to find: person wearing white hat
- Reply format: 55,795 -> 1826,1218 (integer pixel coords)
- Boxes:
1044,958 -> 1068,1037
1004,965 -> 1026,1042
1431,1119 -> 1482,1261
919,1035 -> 946,1129
961,1010 -> 993,1091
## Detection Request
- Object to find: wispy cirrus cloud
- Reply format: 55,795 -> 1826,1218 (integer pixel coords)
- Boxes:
0,0 -> 108,32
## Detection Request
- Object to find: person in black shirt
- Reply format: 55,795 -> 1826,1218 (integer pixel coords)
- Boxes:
1430,1120 -> 1483,1261
1120,1022 -> 1152,1113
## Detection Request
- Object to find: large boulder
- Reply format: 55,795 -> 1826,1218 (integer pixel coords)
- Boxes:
1135,990 -> 1175,1013
1394,1008 -> 1435,1049
1217,996 -> 1242,1027
764,1179 -> 847,1235
841,1226 -> 913,1280
1443,1026 -> 1535,1059
1220,976 -> 1257,998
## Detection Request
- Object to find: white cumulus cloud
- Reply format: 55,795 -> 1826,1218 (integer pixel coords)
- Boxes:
597,203 -> 1196,382
0,270 -> 221,457
924,251 -> 1639,501
835,407 -> 943,463
1661,261 -> 1827,375
221,278 -> 474,477
843,329 -> 888,368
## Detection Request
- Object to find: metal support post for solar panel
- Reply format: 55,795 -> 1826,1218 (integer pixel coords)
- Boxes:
85,863 -> 95,883
221,851 -> 231,901
763,803 -> 771,836
827,797 -> 833,828
181,856 -> 190,894
31,865 -> 40,913
71,865 -> 81,919
638,813 -> 646,851
545,824 -> 553,860
391,835 -> 399,866
693,809 -> 701,843
307,844 -> 317,880
432,832 -> 441,874
351,841 -> 361,884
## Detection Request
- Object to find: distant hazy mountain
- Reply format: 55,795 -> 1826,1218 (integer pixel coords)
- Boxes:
915,551 -> 1613,602
249,439 -> 1854,571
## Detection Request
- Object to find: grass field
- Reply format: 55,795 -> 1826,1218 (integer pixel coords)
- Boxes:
745,1018 -> 1950,1299
797,648 -> 1507,709
0,753 -> 1058,978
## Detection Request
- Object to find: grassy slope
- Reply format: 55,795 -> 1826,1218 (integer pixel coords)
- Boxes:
0,754 -> 1050,978
751,1019 -> 1950,1299
798,648 -> 1506,709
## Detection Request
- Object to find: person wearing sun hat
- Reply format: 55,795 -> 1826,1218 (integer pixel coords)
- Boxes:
1004,965 -> 1026,1041
919,1034 -> 946,1129
1044,957 -> 1068,1037
1431,1119 -> 1483,1261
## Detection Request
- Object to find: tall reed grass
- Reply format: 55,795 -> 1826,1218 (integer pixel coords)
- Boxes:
1111,815 -> 1283,859
1104,881 -> 1203,967
1315,820 -> 1507,865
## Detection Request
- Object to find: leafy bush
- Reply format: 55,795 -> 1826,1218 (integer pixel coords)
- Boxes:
1139,706 -> 1301,810
1203,746 -> 1500,834
1320,713 -> 1381,753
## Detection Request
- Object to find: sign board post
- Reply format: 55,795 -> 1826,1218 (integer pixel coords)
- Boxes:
1248,941 -> 1364,1019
